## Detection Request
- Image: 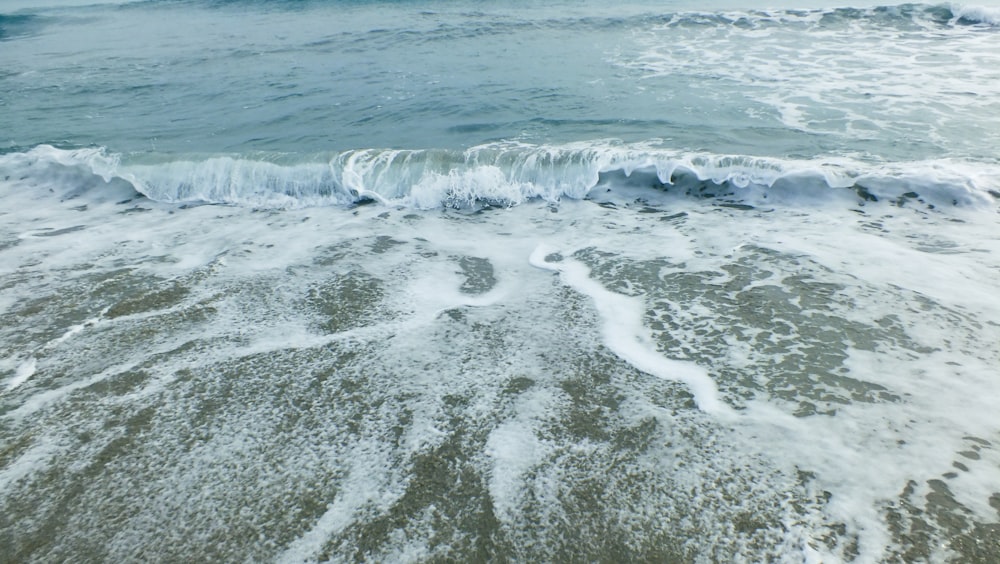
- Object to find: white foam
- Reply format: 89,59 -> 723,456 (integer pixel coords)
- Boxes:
49,318 -> 100,347
622,4 -> 1000,158
5,364 -> 123,420
276,440 -> 399,564
485,388 -> 555,525
530,243 -> 732,416
0,437 -> 61,503
5,358 -> 37,392
2,164 -> 999,561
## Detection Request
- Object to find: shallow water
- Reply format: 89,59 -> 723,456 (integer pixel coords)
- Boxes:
2,0 -> 1000,562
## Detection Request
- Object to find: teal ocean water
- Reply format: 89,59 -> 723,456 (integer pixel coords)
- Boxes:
2,1 -> 1000,561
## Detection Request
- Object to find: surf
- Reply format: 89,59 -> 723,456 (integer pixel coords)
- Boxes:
4,144 -> 999,213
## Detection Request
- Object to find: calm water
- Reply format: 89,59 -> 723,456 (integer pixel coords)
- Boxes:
2,1 -> 1000,561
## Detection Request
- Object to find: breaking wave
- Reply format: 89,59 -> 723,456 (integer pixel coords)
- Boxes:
948,3 -> 1000,25
2,143 -> 999,211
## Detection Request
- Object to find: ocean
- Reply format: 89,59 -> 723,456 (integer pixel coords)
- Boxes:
2,0 -> 1000,561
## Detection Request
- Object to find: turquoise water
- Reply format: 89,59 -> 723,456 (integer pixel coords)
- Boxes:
2,1 -> 1000,562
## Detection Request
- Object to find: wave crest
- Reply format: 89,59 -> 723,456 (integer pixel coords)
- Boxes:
2,143 -> 998,211
948,3 -> 1000,25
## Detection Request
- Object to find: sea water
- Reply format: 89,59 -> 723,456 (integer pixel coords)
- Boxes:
2,0 -> 1000,561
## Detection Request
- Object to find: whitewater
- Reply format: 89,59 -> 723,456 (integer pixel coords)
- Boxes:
2,1 -> 1000,562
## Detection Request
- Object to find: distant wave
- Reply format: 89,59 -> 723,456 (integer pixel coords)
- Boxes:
651,3 -> 1000,28
5,2 -> 996,33
186,2 -> 1000,28
31,1 -> 994,31
0,14 -> 47,41
2,144 -> 998,212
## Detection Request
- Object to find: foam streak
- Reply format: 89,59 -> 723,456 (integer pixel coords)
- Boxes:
530,244 -> 732,416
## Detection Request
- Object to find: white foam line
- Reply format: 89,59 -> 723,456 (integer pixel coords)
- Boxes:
483,379 -> 558,527
276,489 -> 361,563
276,440 -> 399,564
4,304 -> 476,421
210,286 -> 510,368
4,318 -> 103,395
431,285 -> 509,313
3,330 -> 202,421
48,317 -> 101,348
529,244 -> 733,416
0,437 -> 60,503
4,365 -> 128,421
5,358 -> 37,392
